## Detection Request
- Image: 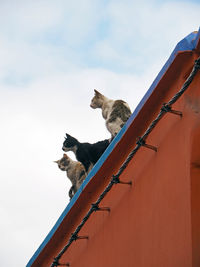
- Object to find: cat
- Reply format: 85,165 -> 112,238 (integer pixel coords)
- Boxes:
90,89 -> 132,138
62,133 -> 110,173
54,153 -> 87,200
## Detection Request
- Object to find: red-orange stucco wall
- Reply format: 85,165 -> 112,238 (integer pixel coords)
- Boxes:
33,52 -> 200,267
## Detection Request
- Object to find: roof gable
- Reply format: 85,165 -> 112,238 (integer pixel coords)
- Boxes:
27,27 -> 200,267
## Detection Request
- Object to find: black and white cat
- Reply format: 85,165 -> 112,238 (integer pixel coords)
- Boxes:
90,89 -> 132,138
62,133 -> 110,173
54,153 -> 86,200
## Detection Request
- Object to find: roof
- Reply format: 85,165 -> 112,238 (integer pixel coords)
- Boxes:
27,27 -> 200,267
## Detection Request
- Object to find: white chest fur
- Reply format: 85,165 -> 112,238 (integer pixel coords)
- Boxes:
102,100 -> 114,119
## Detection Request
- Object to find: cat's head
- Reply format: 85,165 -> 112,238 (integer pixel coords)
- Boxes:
62,133 -> 78,152
54,153 -> 70,171
90,89 -> 104,109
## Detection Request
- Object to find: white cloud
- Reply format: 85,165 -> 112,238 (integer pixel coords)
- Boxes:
0,0 -> 109,83
92,0 -> 200,72
0,1 -> 61,40
0,0 -> 199,85
0,0 -> 104,44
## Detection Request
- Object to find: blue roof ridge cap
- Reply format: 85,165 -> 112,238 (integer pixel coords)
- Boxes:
176,30 -> 197,51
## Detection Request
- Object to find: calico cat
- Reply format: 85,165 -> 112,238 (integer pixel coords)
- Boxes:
54,153 -> 86,200
90,89 -> 132,138
62,133 -> 110,173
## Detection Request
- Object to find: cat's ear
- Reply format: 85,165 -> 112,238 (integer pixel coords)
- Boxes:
63,153 -> 68,158
53,160 -> 59,164
65,133 -> 71,138
94,89 -> 102,96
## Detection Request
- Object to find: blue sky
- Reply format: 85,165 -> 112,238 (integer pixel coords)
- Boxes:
0,1 -> 199,266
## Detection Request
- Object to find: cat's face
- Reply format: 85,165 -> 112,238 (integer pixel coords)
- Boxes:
90,89 -> 104,109
54,154 -> 70,171
63,134 -> 78,152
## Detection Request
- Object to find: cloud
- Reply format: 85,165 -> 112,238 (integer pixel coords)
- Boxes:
0,0 -> 199,85
0,0 -> 107,45
0,0 -> 62,37
0,0 -> 105,84
91,0 -> 200,72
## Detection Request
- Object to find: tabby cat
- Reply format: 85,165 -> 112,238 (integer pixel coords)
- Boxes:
90,89 -> 132,138
54,153 -> 86,200
62,133 -> 110,173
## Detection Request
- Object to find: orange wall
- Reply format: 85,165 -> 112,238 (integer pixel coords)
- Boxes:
190,125 -> 200,266
33,52 -> 200,267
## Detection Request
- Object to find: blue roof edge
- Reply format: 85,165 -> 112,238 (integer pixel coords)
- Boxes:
26,28 -> 200,267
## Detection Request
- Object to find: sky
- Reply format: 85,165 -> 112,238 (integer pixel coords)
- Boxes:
0,1 -> 199,266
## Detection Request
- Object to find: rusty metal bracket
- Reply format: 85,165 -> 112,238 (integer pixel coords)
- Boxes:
136,137 -> 157,152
